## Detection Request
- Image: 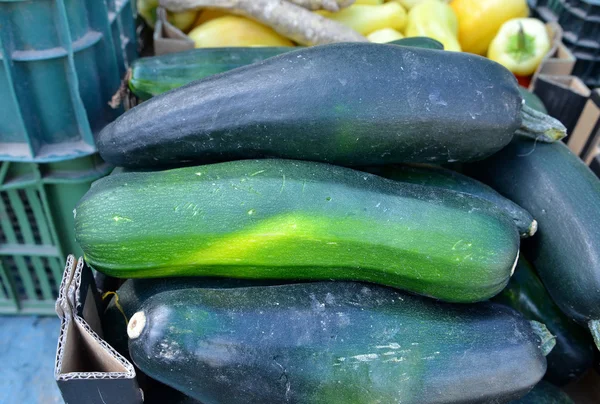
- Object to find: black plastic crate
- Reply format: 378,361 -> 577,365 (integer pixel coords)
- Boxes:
533,0 -> 600,44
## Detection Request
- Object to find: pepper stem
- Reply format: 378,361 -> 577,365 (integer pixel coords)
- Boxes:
516,104 -> 567,142
529,320 -> 556,356
588,319 -> 600,351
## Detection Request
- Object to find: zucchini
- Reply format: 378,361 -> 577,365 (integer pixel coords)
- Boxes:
75,159 -> 520,303
468,138 -> 600,347
518,86 -> 547,114
129,47 -> 293,101
389,36 -> 444,49
127,282 -> 551,404
99,42 -> 565,169
102,277 -> 279,358
362,164 -> 537,237
129,37 -> 443,101
494,258 -> 594,385
510,381 -> 574,404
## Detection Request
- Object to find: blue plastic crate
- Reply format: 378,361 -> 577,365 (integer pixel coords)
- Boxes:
0,0 -> 136,162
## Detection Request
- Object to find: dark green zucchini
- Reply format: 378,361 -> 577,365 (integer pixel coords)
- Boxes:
129,47 -> 293,101
494,257 -> 595,385
99,42 -> 565,169
75,159 -> 520,303
362,164 -> 537,237
389,36 -> 444,49
127,282 -> 552,404
519,86 -> 547,114
468,138 -> 600,347
510,381 -> 574,404
129,37 -> 443,101
102,277 -> 280,358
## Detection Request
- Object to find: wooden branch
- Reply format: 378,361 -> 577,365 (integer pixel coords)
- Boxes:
159,0 -> 367,45
287,0 -> 355,12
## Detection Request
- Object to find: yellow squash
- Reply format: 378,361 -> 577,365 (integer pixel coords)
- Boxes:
367,28 -> 404,42
451,0 -> 528,55
137,0 -> 197,32
188,16 -> 294,48
193,8 -> 230,27
320,3 -> 407,35
388,0 -> 426,10
405,0 -> 460,52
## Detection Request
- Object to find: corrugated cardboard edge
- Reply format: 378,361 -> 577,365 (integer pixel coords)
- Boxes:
570,89 -> 600,158
54,255 -> 143,403
154,7 -> 194,56
530,23 -> 575,89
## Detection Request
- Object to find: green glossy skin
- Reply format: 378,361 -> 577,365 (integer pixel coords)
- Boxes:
103,277 -> 280,358
494,258 -> 594,385
469,139 -> 600,324
362,164 -> 536,237
129,37 -> 443,101
99,42 -> 522,169
510,381 -> 574,404
76,159 -> 519,303
128,282 -> 547,404
389,36 -> 444,50
129,47 -> 293,100
518,87 -> 547,114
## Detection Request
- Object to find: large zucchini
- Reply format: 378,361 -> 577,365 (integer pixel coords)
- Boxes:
127,282 -> 551,404
102,277 -> 279,358
494,258 -> 595,385
362,164 -> 536,237
469,138 -> 600,346
75,159 -> 520,303
129,47 -> 293,101
129,37 -> 443,101
510,381 -> 574,404
99,42 -> 565,169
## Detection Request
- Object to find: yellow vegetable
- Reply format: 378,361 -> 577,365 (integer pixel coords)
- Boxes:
451,0 -> 528,55
187,16 -> 294,48
388,0 -> 425,10
320,3 -> 407,35
405,0 -> 460,51
488,18 -> 550,76
367,28 -> 404,42
194,8 -> 230,27
137,0 -> 197,32
168,10 -> 198,32
355,0 -> 384,4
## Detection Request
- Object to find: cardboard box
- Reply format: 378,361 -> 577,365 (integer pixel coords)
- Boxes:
54,256 -> 143,404
578,89 -> 600,164
530,22 -> 576,86
153,8 -> 194,55
532,75 -> 591,138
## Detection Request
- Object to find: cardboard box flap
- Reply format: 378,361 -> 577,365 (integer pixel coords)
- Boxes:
154,7 -> 194,55
55,256 -> 143,404
533,75 -> 591,142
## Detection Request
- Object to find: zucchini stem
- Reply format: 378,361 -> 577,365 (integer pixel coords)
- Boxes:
128,311 -> 147,340
529,320 -> 556,356
517,104 -> 567,143
527,220 -> 538,238
589,320 -> 600,351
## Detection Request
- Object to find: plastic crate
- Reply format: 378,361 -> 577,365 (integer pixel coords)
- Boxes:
0,0 -> 136,162
0,155 -> 111,314
571,51 -> 600,88
533,0 -> 600,44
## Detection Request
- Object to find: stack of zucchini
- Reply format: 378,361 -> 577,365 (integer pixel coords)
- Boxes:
76,39 -> 599,403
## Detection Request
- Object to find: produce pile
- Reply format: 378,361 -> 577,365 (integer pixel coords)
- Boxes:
139,0 -> 552,77
77,40 -> 600,403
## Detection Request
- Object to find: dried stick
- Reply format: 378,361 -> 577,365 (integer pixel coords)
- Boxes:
160,0 -> 367,45
288,0 -> 355,12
